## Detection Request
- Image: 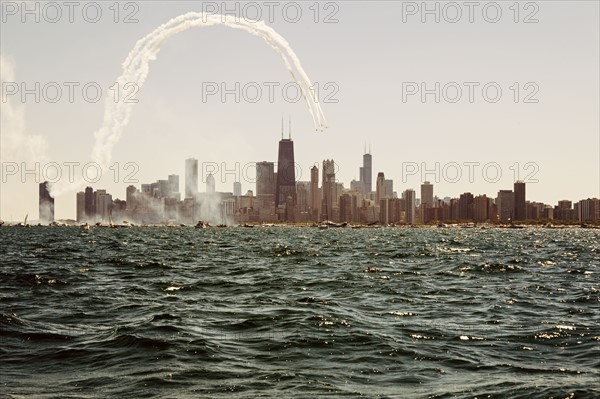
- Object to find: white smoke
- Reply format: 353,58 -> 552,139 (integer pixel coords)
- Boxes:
0,54 -> 48,163
91,12 -> 327,171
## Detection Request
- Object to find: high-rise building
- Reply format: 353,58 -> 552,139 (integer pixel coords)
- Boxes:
555,200 -> 574,221
256,161 -> 275,196
339,193 -> 356,222
256,161 -> 276,218
450,198 -> 460,221
150,182 -> 159,198
76,191 -> 85,222
577,198 -> 600,222
158,180 -> 170,198
360,148 -> 372,194
421,181 -> 434,207
474,195 -> 489,222
84,186 -> 94,219
233,182 -> 242,196
39,181 -> 54,223
206,174 -> 216,193
94,189 -> 112,221
310,165 -> 319,220
384,179 -> 393,199
275,137 -> 296,207
296,182 -> 310,212
322,159 -> 336,220
126,185 -> 137,211
558,200 -> 572,210
459,192 -> 474,221
514,181 -> 526,221
168,175 -> 180,198
496,190 -> 514,221
375,172 -> 386,203
185,158 -> 198,199
404,189 -> 416,224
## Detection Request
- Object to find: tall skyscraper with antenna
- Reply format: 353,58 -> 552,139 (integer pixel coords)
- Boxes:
359,146 -> 372,194
275,117 -> 296,210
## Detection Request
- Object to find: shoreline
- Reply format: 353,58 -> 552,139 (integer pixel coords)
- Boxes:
2,222 -> 599,229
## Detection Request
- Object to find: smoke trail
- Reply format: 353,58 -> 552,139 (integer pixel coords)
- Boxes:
0,54 -> 48,164
91,12 -> 327,170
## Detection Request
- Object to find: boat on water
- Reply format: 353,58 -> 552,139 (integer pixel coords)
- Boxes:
318,220 -> 348,229
195,221 -> 210,228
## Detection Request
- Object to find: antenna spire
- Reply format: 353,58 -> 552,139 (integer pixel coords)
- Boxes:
288,115 -> 291,139
281,114 -> 284,140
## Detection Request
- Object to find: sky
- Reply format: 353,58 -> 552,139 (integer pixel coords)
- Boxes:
1,0 -> 599,221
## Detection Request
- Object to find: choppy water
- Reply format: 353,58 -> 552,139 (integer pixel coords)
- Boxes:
1,227 -> 599,398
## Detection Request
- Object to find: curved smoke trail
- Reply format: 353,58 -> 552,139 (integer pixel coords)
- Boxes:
91,12 -> 327,170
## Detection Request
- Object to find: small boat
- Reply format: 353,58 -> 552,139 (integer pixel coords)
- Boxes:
81,223 -> 90,230
195,221 -> 209,228
320,220 -> 347,228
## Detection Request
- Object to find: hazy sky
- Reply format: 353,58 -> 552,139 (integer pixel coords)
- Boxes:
1,0 -> 598,221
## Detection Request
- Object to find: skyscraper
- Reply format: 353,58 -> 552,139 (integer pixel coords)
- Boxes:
256,161 -> 275,196
497,190 -> 514,221
84,186 -> 94,220
233,182 -> 242,196
275,137 -> 296,207
168,175 -> 180,199
404,189 -> 416,224
76,191 -> 85,222
126,185 -> 137,212
185,158 -> 198,199
322,159 -> 336,221
296,182 -> 310,212
310,165 -> 319,220
514,181 -> 526,221
360,148 -> 372,194
158,180 -> 170,198
375,172 -> 386,203
94,189 -> 112,222
459,192 -> 474,221
421,181 -> 434,207
474,195 -> 489,222
206,174 -> 216,193
384,179 -> 394,199
39,181 -> 54,223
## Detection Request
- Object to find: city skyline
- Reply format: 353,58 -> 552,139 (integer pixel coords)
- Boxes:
3,129 -> 600,222
27,129 -> 600,225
